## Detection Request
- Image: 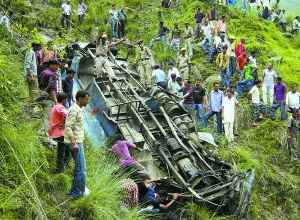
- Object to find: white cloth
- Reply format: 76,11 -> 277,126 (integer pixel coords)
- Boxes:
249,86 -> 260,104
262,69 -> 277,87
286,91 -> 300,109
201,24 -> 214,39
224,122 -> 234,142
222,97 -> 238,123
168,81 -> 179,93
262,84 -> 274,104
109,9 -> 118,20
168,68 -> 180,80
249,56 -> 257,67
24,48 -> 37,76
62,3 -> 72,15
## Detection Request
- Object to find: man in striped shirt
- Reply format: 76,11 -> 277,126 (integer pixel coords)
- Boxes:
65,90 -> 90,198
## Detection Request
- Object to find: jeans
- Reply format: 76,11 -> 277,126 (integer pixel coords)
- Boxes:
194,103 -> 203,125
65,98 -> 74,108
252,102 -> 267,121
270,100 -> 286,121
209,47 -> 218,62
61,14 -> 70,30
149,35 -> 167,52
69,143 -> 86,198
229,57 -> 236,76
281,23 -> 286,32
55,136 -> 70,173
111,19 -> 118,38
237,80 -> 253,95
157,81 -> 167,89
195,23 -> 203,39
242,0 -> 248,12
220,68 -> 230,88
202,111 -> 222,135
202,37 -> 212,53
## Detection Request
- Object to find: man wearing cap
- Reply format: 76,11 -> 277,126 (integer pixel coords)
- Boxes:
170,23 -> 183,55
217,16 -> 228,36
151,64 -> 167,89
149,21 -> 169,53
62,68 -> 76,108
24,43 -> 40,98
216,46 -> 230,89
176,48 -> 192,79
227,36 -> 236,76
95,32 -> 126,80
61,0 -> 73,30
134,40 -> 153,84
201,20 -> 215,54
249,51 -> 258,83
109,4 -> 120,39
207,4 -> 219,28
194,7 -> 206,41
38,59 -> 60,134
184,22 -> 194,57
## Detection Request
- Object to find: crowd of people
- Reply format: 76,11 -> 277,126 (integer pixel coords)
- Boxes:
20,0 -> 300,215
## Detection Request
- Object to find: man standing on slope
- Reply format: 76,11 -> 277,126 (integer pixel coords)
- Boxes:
287,109 -> 299,163
65,90 -> 90,198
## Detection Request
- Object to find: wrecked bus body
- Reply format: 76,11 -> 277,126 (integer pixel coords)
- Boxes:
67,41 -> 255,218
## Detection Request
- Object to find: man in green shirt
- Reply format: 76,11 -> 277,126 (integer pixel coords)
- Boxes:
237,58 -> 258,95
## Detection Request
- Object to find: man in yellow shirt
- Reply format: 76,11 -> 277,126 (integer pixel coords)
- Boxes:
216,46 -> 230,88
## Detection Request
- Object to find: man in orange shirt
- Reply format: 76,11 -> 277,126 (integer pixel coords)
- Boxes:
217,16 -> 228,36
236,50 -> 248,78
48,92 -> 69,173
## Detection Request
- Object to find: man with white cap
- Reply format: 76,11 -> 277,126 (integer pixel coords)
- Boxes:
227,36 -> 236,76
134,40 -> 153,84
176,48 -> 192,79
95,32 -> 125,80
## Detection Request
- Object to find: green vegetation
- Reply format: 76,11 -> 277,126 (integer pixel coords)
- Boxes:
1,0 -> 300,219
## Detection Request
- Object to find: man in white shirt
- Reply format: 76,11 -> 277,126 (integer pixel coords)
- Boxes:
167,62 -> 180,82
279,9 -> 286,32
286,86 -> 300,119
109,4 -> 120,39
222,89 -> 239,143
61,0 -> 73,30
201,20 -> 214,54
248,80 -> 266,127
262,63 -> 277,105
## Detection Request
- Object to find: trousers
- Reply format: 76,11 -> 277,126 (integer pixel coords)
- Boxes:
270,100 -> 286,121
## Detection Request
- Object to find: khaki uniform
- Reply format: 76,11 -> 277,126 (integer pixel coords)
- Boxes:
176,54 -> 191,79
95,41 -> 116,78
184,26 -> 194,57
139,46 -> 152,83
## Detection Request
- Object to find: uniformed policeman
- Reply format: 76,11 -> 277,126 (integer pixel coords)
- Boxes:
134,40 -> 153,84
169,23 -> 183,55
176,48 -> 192,80
184,22 -> 194,57
95,32 -> 125,80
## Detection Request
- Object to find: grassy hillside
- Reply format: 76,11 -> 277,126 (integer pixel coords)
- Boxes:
278,0 -> 300,15
1,0 -> 300,219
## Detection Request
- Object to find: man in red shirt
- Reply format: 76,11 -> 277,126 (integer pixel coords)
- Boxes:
48,92 -> 69,173
236,50 -> 248,78
236,38 -> 245,57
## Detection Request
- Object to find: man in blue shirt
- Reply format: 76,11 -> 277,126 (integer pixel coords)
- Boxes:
62,68 -> 76,108
151,64 -> 167,89
138,177 -> 178,214
202,82 -> 224,135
